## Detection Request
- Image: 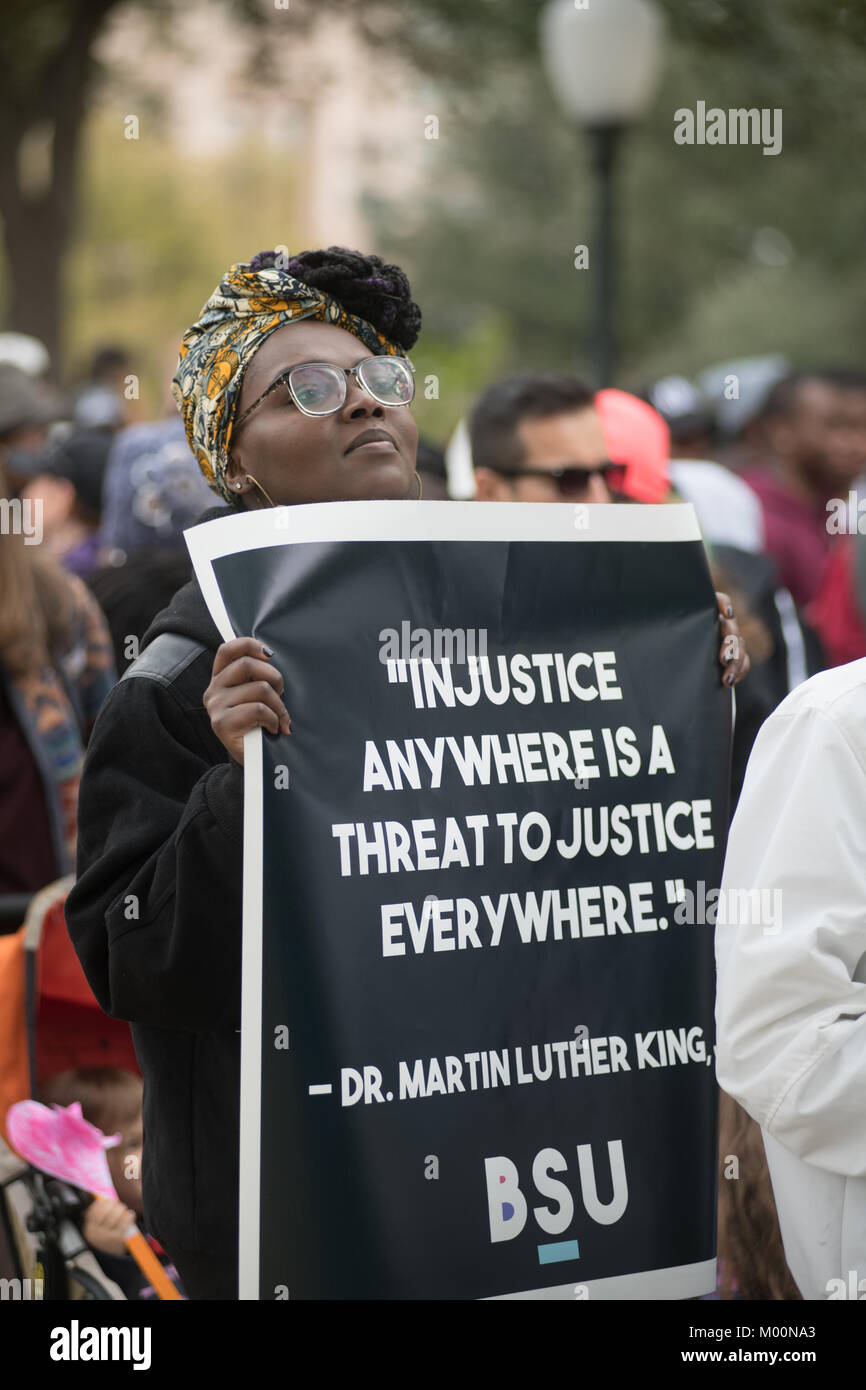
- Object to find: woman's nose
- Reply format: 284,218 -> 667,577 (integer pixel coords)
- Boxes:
342,379 -> 384,418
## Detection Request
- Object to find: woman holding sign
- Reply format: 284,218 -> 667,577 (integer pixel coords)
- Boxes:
65,247 -> 749,1299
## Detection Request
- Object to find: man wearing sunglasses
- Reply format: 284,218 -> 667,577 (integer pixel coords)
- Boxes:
470,373 -> 626,505
469,371 -> 748,689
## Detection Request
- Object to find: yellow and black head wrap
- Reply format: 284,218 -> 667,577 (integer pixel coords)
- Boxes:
172,248 -> 421,502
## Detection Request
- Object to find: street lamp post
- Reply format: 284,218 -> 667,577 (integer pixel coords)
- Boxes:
590,124 -> 620,390
540,0 -> 665,387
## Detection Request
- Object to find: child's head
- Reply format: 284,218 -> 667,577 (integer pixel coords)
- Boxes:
39,1067 -> 144,1215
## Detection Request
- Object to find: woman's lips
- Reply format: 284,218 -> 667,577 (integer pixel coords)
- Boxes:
346,439 -> 398,454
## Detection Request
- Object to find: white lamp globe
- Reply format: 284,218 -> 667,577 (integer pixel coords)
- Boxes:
540,0 -> 665,127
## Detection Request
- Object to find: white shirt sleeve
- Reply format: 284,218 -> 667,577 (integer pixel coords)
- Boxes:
716,698 -> 866,1177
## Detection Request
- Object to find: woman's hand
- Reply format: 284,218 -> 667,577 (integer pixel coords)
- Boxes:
203,637 -> 292,766
716,592 -> 751,688
83,1197 -> 136,1257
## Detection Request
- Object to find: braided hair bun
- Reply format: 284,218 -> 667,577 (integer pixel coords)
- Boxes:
248,246 -> 422,351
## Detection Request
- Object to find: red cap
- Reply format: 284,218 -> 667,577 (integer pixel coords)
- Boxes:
596,389 -> 671,504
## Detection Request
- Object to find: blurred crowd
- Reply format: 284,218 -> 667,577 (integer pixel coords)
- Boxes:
2,323 -> 865,1300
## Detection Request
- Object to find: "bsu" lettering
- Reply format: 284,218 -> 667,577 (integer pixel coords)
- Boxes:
484,1141 -> 628,1242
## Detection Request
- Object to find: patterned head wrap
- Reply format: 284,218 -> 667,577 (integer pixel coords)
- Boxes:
172,255 -> 406,502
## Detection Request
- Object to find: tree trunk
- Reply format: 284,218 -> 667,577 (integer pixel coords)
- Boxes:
0,0 -> 119,373
3,198 -> 69,368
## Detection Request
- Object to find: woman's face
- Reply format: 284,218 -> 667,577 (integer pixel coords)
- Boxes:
225,320 -> 418,507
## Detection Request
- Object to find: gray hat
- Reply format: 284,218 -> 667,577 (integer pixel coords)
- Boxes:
0,362 -> 64,437
0,333 -> 51,378
698,355 -> 790,439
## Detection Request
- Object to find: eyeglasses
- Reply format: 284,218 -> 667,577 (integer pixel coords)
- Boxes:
233,356 -> 415,433
487,461 -> 628,499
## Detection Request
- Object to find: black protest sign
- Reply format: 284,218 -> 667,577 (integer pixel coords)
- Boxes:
187,500 -> 731,1300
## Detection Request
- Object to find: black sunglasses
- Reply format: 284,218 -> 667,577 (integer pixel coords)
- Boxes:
487,461 -> 628,499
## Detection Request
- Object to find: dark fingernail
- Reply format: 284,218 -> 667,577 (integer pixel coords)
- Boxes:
262,644 -> 274,657
724,671 -> 735,686
726,605 -> 733,618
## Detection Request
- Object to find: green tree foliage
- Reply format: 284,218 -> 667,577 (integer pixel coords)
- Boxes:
364,2 -> 866,434
2,0 -> 864,415
0,0 -> 267,365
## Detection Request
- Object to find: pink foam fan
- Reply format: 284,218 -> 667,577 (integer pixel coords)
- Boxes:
7,1100 -> 120,1200
7,1099 -> 183,1300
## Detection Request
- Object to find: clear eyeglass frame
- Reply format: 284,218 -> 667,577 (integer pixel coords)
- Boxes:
233,356 -> 415,432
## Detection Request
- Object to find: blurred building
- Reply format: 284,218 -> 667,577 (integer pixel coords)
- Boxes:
95,4 -> 435,249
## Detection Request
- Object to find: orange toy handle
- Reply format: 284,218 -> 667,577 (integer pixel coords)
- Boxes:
124,1224 -> 182,1300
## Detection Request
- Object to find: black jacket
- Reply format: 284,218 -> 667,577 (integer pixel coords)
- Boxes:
65,502 -> 246,1257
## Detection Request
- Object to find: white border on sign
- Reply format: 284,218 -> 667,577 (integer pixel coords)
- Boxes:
485,1258 -> 716,1301
185,500 -> 702,628
184,498 -> 708,1302
238,726 -> 263,1302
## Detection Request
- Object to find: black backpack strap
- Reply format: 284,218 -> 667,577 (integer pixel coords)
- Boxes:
120,633 -> 209,688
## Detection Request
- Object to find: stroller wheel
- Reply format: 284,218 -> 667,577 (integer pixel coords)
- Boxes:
67,1264 -> 114,1300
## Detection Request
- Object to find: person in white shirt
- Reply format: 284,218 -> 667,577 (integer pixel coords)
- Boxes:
716,656 -> 866,1300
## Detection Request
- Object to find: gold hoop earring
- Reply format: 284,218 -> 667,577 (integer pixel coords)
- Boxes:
414,470 -> 423,500
245,473 -> 277,508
